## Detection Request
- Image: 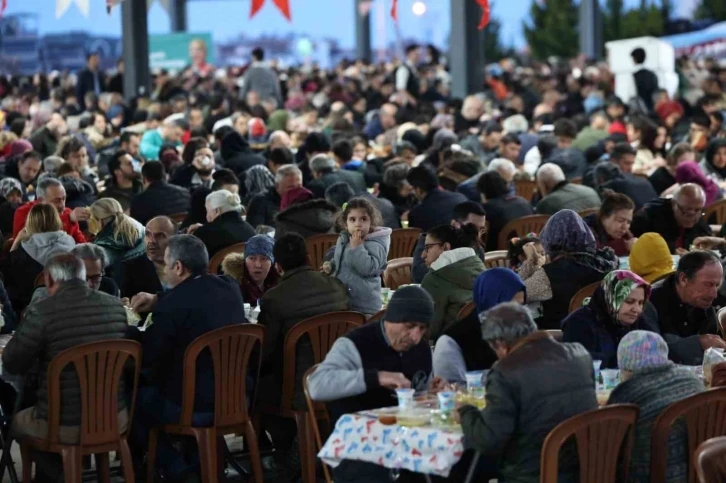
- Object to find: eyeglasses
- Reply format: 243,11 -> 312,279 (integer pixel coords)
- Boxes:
674,201 -> 704,217
422,243 -> 444,254
86,273 -> 103,284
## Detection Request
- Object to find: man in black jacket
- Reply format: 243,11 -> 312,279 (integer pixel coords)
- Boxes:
631,47 -> 659,112
129,235 -> 247,478
220,131 -> 265,179
246,164 -> 302,228
76,52 -> 106,110
99,150 -> 143,211
130,162 -> 190,225
406,165 -> 467,232
306,154 -> 365,198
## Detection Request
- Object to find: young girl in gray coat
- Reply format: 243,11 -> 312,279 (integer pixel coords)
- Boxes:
329,197 -> 391,316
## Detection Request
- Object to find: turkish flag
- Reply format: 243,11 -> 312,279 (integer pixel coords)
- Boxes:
391,0 -> 398,21
250,0 -> 291,21
477,0 -> 490,30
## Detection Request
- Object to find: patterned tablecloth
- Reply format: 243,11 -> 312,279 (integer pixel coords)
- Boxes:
318,412 -> 465,477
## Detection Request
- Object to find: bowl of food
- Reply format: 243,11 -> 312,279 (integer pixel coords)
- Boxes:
396,409 -> 431,427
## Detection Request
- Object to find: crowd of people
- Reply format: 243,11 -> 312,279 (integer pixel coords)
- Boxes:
0,42 -> 722,482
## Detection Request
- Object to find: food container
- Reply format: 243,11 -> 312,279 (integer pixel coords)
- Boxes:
437,391 -> 455,412
396,388 -> 415,409
377,408 -> 398,425
396,408 -> 430,427
465,371 -> 486,399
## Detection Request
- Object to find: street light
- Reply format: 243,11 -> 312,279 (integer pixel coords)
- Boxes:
412,1 -> 427,16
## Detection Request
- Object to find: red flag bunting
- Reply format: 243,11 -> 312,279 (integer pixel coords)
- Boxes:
477,0 -> 490,30
250,0 -> 291,22
391,0 -> 398,22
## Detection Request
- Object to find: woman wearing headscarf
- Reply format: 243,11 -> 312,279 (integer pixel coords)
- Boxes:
562,270 -> 658,368
243,165 -> 275,205
698,138 -> 726,188
266,110 -> 290,132
0,178 -> 23,238
433,268 -> 526,385
520,209 -> 619,330
607,331 -> 704,483
675,161 -> 722,206
628,233 -> 675,284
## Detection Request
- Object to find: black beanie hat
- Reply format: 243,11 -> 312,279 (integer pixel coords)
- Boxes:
385,285 -> 435,325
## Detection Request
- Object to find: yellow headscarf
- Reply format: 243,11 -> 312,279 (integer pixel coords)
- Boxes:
628,233 -> 674,284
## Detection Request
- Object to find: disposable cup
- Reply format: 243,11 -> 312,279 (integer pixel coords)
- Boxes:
396,388 -> 415,409
601,369 -> 619,390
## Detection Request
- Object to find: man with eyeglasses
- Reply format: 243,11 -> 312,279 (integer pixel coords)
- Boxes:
631,183 -> 712,255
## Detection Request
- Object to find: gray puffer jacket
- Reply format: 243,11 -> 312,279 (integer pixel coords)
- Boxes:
331,227 -> 391,316
2,279 -> 128,426
22,231 -> 76,266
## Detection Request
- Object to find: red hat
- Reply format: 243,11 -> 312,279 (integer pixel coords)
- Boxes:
655,100 -> 684,123
248,117 -> 267,142
280,186 -> 314,211
608,120 -> 627,136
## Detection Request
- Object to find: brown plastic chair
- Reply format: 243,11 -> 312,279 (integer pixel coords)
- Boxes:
540,404 -> 639,483
256,311 -> 365,483
704,199 -> 726,225
303,365 -> 333,483
305,233 -> 338,271
146,324 -> 265,483
388,228 -> 422,260
568,281 -> 601,314
457,301 -> 476,320
18,340 -> 141,483
367,309 -> 386,324
383,257 -> 413,289
650,387 -> 726,483
578,208 -> 599,219
695,436 -> 726,483
497,215 -> 550,250
208,242 -> 246,275
169,212 -> 188,224
484,250 -> 509,269
515,179 -> 537,201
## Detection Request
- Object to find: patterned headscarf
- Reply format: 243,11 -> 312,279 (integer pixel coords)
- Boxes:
592,270 -> 651,320
244,165 -> 275,202
539,209 -> 596,257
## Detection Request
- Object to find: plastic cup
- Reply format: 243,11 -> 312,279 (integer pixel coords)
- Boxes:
465,371 -> 485,399
437,391 -> 455,412
601,369 -> 619,390
592,360 -> 602,385
396,388 -> 415,409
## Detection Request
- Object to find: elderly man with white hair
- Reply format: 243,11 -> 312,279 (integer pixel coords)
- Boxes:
247,164 -> 303,228
268,130 -> 292,151
457,157 -> 517,202
535,163 -> 601,215
193,189 -> 255,259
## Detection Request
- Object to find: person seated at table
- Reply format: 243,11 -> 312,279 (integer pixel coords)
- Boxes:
192,189 -> 255,259
477,170 -> 533,250
455,302 -> 598,483
506,234 -> 542,272
308,286 -> 446,483
630,183 -> 711,255
535,163 -> 601,215
675,161 -> 723,206
520,209 -> 619,330
128,235 -> 247,480
88,197 -> 146,266
628,232 -> 675,284
562,270 -> 659,368
583,190 -> 636,256
420,223 -> 486,339
112,216 -> 177,298
3,253 -> 128,447
434,268 -> 526,384
649,250 -> 726,365
4,203 -> 76,311
221,234 -> 278,308
607,331 -> 704,483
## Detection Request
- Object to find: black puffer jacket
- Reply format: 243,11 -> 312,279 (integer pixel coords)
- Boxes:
60,175 -> 97,209
129,180 -> 191,225
1,279 -> 128,426
220,132 -> 265,180
274,199 -> 338,240
459,332 -> 598,483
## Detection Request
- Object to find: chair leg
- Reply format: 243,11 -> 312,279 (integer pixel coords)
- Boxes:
244,421 -> 264,483
294,411 -> 315,483
146,428 -> 158,483
117,439 -> 135,483
192,429 -> 218,483
61,446 -> 82,483
95,453 -> 111,483
19,443 -> 32,483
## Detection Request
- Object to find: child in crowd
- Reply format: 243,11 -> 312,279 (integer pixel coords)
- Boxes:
507,234 -> 543,271
329,197 -> 391,316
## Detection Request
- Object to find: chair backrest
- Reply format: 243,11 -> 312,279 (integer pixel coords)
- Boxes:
383,257 -> 413,289
515,179 -> 537,202
578,208 -> 600,219
178,324 -> 264,429
695,436 -> 726,483
540,404 -> 639,483
280,312 -> 365,415
497,215 -> 550,250
457,301 -> 476,320
46,339 -> 141,447
305,233 -> 339,271
569,281 -> 601,314
704,199 -> 726,225
484,250 -> 509,269
303,365 -> 333,483
388,228 -> 422,260
367,309 -> 386,324
650,387 -> 726,483
209,242 -> 246,275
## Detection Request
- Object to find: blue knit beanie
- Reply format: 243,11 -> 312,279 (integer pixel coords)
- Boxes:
245,234 -> 274,264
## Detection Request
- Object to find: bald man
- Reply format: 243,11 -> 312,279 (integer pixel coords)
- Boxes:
112,216 -> 177,298
631,183 -> 712,255
535,163 -> 601,215
268,130 -> 291,151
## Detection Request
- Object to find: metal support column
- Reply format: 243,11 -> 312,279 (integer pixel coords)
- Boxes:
449,0 -> 486,98
355,0 -> 372,62
121,0 -> 150,100
579,0 -> 603,60
170,0 -> 187,32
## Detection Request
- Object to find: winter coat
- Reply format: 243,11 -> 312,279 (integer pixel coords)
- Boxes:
93,217 -> 146,266
331,227 -> 391,316
220,252 -> 279,307
408,188 -> 468,232
220,132 -> 266,180
13,201 -> 86,243
535,181 -> 601,215
60,175 -> 97,209
306,170 -> 366,199
2,279 -> 128,427
274,199 -> 338,240
99,177 -> 143,212
194,211 -> 255,261
631,197 -> 712,254
421,247 -> 486,339
129,181 -> 191,226
246,188 -> 281,229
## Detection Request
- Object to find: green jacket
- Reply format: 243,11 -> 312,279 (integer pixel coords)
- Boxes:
93,217 -> 146,266
421,247 -> 485,339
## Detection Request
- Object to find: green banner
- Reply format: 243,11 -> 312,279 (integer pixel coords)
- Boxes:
149,33 -> 215,71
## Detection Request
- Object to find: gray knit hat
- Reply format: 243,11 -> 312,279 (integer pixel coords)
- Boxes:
385,286 -> 435,325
